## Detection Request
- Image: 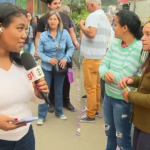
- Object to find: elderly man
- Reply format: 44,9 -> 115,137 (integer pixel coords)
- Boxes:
80,0 -> 112,122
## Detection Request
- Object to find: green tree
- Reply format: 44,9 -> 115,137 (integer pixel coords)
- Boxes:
70,4 -> 89,33
64,0 -> 119,34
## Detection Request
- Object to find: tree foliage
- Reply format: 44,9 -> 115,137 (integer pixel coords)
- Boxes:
70,4 -> 89,33
62,0 -> 118,33
63,0 -> 118,6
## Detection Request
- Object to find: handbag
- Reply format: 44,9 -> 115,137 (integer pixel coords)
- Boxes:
52,30 -> 68,73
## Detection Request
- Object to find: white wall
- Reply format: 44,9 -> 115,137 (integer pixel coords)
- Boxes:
130,0 -> 150,23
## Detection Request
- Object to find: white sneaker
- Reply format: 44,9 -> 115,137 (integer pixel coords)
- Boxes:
80,114 -> 95,123
37,119 -> 44,125
59,114 -> 67,120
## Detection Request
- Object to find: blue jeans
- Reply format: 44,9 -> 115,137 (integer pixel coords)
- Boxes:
23,39 -> 35,56
103,93 -> 132,150
38,69 -> 65,118
0,125 -> 35,150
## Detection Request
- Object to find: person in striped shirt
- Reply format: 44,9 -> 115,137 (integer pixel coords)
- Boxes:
99,10 -> 143,150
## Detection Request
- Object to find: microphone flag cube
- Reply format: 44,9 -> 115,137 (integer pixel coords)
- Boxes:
26,66 -> 44,82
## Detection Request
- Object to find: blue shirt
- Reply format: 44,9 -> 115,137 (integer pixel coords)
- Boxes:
111,23 -> 114,29
37,29 -> 74,71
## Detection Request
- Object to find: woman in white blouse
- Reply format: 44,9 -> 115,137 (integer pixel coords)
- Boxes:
0,3 -> 49,150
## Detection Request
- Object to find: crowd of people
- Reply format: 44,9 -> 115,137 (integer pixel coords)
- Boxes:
80,0 -> 150,150
0,0 -> 150,150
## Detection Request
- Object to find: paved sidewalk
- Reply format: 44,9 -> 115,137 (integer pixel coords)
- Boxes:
30,62 -> 107,150
30,63 -> 81,150
80,65 -> 107,150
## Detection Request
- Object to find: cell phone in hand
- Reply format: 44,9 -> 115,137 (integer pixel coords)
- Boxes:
12,117 -> 38,124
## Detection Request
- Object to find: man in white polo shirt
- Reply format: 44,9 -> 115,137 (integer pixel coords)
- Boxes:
80,0 -> 112,122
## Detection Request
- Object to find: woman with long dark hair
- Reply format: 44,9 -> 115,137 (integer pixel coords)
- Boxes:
0,3 -> 48,149
119,21 -> 150,150
99,10 -> 143,150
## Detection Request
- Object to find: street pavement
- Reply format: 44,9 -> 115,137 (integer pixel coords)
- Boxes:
30,62 -> 107,150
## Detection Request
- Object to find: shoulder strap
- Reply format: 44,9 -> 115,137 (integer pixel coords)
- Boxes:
58,30 -> 63,48
56,30 -> 63,57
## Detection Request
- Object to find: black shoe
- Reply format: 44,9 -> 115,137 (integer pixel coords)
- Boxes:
80,114 -> 95,123
48,104 -> 55,113
63,102 -> 76,112
82,95 -> 87,101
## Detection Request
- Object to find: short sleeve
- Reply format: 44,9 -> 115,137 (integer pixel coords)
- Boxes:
68,17 -> 73,28
86,14 -> 99,28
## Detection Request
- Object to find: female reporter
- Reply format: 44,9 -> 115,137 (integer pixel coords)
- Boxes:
0,3 -> 49,150
99,10 -> 143,150
119,21 -> 150,150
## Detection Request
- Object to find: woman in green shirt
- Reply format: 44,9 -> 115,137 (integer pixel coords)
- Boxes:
99,10 -> 143,150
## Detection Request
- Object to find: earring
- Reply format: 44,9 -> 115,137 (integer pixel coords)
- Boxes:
0,27 -> 3,33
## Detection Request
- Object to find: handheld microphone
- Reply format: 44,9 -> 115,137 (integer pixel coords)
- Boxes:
21,52 -> 50,104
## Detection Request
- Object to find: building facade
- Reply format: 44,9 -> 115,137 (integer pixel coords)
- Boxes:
0,0 -> 48,16
129,0 -> 150,22
118,0 -> 150,23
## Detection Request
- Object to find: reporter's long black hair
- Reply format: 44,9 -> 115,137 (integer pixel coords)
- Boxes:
0,2 -> 27,66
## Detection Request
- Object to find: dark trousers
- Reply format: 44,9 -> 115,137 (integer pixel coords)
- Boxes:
133,127 -> 150,150
0,125 -> 35,150
49,61 -> 72,105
